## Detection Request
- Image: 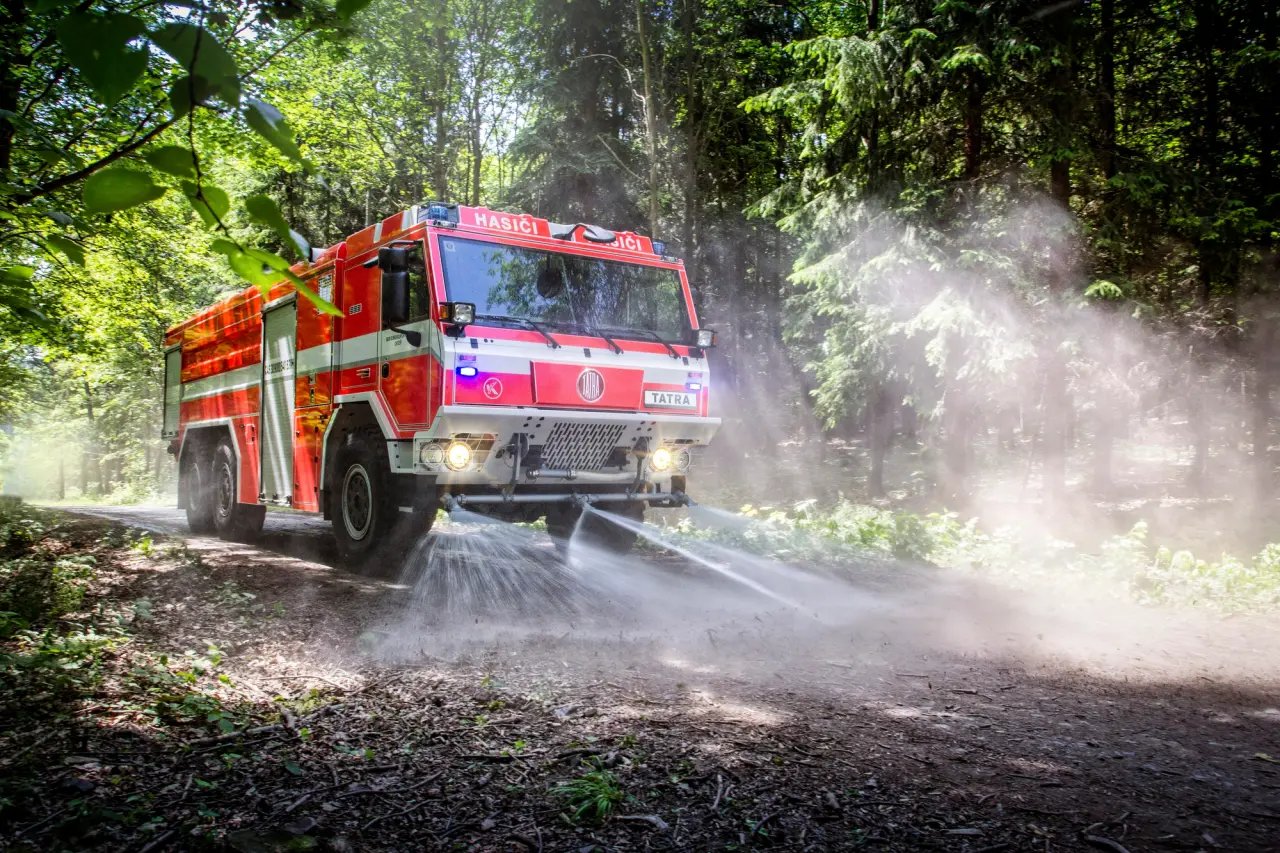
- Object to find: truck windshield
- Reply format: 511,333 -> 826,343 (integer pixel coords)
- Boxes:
437,235 -> 691,343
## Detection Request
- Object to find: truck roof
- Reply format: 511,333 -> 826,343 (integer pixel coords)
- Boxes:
166,205 -> 677,341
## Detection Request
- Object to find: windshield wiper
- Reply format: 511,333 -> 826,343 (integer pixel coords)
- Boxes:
548,321 -> 623,354
473,314 -> 561,348
597,326 -> 681,359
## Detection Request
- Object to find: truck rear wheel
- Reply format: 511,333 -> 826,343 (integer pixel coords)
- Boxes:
183,448 -> 215,534
331,429 -> 432,574
547,501 -> 645,555
211,440 -> 265,542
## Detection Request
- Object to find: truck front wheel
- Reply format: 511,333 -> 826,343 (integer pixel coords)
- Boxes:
331,429 -> 430,574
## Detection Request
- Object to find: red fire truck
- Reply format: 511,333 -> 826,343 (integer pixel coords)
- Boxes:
163,203 -> 719,569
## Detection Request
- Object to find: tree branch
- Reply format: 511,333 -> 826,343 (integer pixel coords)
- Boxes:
9,116 -> 176,205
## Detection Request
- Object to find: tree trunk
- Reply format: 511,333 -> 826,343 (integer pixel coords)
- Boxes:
1188,385 -> 1210,492
1193,0 -> 1221,303
1254,330 -> 1275,501
0,0 -> 27,177
1042,359 -> 1068,499
867,385 -> 893,498
636,0 -> 661,235
940,393 -> 969,502
1041,7 -> 1077,502
1098,0 -> 1117,181
432,5 -> 451,200
963,76 -> 983,180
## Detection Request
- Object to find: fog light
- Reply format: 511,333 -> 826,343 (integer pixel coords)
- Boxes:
420,443 -> 444,466
446,441 -> 473,471
649,447 -> 673,472
674,448 -> 692,471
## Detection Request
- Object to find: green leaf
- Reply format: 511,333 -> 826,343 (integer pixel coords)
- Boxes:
244,195 -> 311,260
83,168 -> 167,213
144,145 -> 198,179
44,234 -> 86,266
226,250 -> 280,289
244,194 -> 292,245
209,238 -> 240,258
150,24 -> 240,107
283,760 -> 305,776
0,265 -> 35,285
0,268 -> 48,327
0,292 -> 49,326
168,75 -> 217,120
180,181 -> 230,228
336,0 -> 375,20
224,247 -> 338,316
293,276 -> 342,317
55,12 -> 148,104
244,99 -> 307,168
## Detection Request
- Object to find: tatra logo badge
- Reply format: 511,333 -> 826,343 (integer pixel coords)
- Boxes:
577,369 -> 605,403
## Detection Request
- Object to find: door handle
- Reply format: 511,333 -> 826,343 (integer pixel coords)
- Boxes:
381,362 -> 389,378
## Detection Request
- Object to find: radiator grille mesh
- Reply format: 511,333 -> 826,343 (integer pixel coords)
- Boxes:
540,422 -> 626,471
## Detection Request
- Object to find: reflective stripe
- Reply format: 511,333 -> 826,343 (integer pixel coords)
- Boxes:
296,343 -> 332,374
182,364 -> 260,401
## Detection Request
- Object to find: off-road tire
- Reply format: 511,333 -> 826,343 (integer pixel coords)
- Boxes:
547,501 -> 645,555
211,440 -> 265,542
183,447 -> 216,534
331,428 -> 433,574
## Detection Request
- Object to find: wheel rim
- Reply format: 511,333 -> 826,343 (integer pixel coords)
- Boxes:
342,464 -> 373,541
216,460 -> 235,520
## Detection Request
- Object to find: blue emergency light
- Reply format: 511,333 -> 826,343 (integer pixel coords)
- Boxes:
426,202 -> 458,223
457,366 -> 478,378
652,240 -> 666,256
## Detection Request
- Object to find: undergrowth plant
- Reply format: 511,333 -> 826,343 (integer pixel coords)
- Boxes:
554,764 -> 624,823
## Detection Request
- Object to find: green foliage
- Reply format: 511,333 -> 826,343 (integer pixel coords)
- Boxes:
554,764 -> 624,823
0,504 -> 96,636
679,505 -> 1280,614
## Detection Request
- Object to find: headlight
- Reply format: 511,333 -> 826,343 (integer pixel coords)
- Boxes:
443,301 -> 475,325
420,442 -> 444,466
649,446 -> 673,472
446,441 -> 473,470
674,448 -> 692,471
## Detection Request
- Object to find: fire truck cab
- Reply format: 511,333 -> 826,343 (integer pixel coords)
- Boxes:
164,203 -> 719,569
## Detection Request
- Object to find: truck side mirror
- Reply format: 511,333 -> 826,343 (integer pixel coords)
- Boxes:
379,246 -> 410,326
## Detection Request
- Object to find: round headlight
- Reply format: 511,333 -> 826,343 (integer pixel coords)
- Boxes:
445,441 -> 473,471
421,443 -> 444,466
649,446 -> 673,472
674,448 -> 692,471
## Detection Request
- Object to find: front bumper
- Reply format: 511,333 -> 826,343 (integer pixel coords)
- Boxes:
411,404 -> 720,488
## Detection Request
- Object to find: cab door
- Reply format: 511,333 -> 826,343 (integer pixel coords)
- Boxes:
378,240 -> 435,430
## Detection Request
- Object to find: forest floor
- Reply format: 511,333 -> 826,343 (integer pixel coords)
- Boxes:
2,503 -> 1279,852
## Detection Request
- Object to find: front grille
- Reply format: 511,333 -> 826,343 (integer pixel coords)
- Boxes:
539,422 -> 626,471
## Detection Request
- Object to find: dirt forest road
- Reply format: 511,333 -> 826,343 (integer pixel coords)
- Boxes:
12,503 -> 1280,852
